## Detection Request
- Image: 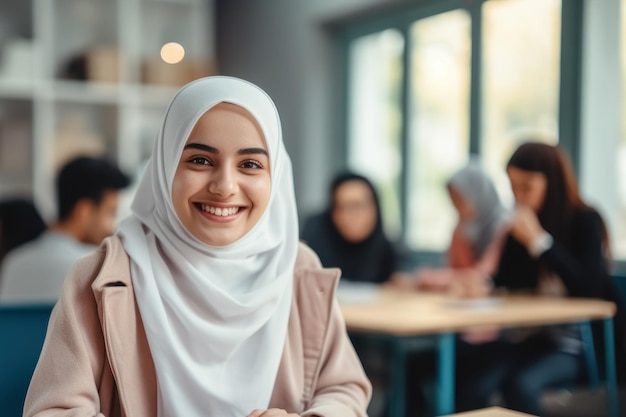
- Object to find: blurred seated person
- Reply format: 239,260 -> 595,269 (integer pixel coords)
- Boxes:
0,156 -> 130,303
455,142 -> 616,415
393,160 -> 510,416
302,171 -> 397,415
301,172 -> 398,284
0,197 -> 46,265
391,159 -> 510,297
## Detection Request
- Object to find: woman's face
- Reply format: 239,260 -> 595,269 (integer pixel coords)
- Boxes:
448,185 -> 476,222
331,180 -> 377,243
507,166 -> 547,212
172,103 -> 271,246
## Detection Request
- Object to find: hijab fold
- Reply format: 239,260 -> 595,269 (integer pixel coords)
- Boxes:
117,76 -> 298,417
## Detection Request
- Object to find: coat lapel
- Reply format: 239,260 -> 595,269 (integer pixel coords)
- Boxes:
92,237 -> 158,417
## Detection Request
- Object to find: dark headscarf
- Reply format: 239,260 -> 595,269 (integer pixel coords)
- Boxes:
300,172 -> 396,284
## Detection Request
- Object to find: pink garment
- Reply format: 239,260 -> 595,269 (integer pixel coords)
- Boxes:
448,225 -> 478,269
23,236 -> 371,417
417,223 -> 509,293
417,224 -> 510,344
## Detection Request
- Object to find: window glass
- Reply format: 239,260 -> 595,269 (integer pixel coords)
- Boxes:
482,0 -> 561,202
347,29 -> 404,238
344,0 -> 564,256
406,10 -> 471,250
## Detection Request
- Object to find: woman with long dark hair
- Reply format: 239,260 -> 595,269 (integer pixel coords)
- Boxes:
456,142 -> 614,415
496,142 -> 611,296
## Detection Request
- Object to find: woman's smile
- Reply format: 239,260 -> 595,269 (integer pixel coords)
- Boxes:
195,203 -> 243,221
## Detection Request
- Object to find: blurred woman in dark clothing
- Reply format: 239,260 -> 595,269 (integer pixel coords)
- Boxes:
301,172 -> 398,284
301,172 -> 397,417
495,143 -> 611,297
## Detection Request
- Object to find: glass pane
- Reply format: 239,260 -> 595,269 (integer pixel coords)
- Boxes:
482,0 -> 561,201
406,10 -> 471,251
347,29 -> 404,238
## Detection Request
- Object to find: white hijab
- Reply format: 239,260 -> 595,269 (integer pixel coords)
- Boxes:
117,76 -> 298,417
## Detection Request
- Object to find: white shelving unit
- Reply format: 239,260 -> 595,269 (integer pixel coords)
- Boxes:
0,0 -> 215,220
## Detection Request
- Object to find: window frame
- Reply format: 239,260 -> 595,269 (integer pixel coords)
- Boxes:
338,0 -> 590,267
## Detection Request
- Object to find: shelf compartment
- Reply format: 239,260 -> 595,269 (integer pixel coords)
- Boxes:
49,102 -> 119,170
0,99 -> 34,194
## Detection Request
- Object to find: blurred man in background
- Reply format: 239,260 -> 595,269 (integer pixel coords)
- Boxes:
0,156 -> 130,303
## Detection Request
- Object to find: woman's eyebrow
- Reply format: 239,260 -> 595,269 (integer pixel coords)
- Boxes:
238,148 -> 268,156
183,143 -> 268,157
184,143 -> 218,153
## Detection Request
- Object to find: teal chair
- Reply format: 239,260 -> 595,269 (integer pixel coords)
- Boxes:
0,304 -> 54,417
612,275 -> 626,311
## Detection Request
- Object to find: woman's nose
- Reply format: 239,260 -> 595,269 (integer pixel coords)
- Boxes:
208,167 -> 238,197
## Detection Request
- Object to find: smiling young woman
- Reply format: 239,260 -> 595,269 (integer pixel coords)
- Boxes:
22,76 -> 371,417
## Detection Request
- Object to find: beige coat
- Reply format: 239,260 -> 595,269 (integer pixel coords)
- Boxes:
23,236 -> 371,417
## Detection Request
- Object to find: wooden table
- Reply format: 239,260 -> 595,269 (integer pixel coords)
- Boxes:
443,406 -> 537,416
339,287 -> 618,417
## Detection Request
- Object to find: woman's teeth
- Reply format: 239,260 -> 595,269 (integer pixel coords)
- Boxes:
200,205 -> 239,216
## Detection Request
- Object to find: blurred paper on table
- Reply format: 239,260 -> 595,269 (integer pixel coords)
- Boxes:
336,281 -> 380,304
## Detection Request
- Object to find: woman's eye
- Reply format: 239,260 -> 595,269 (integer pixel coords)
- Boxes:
240,159 -> 263,169
189,156 -> 211,165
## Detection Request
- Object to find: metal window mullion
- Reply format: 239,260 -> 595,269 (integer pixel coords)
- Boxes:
558,0 -> 584,173
469,1 -> 484,156
338,31 -> 350,169
399,23 -> 412,243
